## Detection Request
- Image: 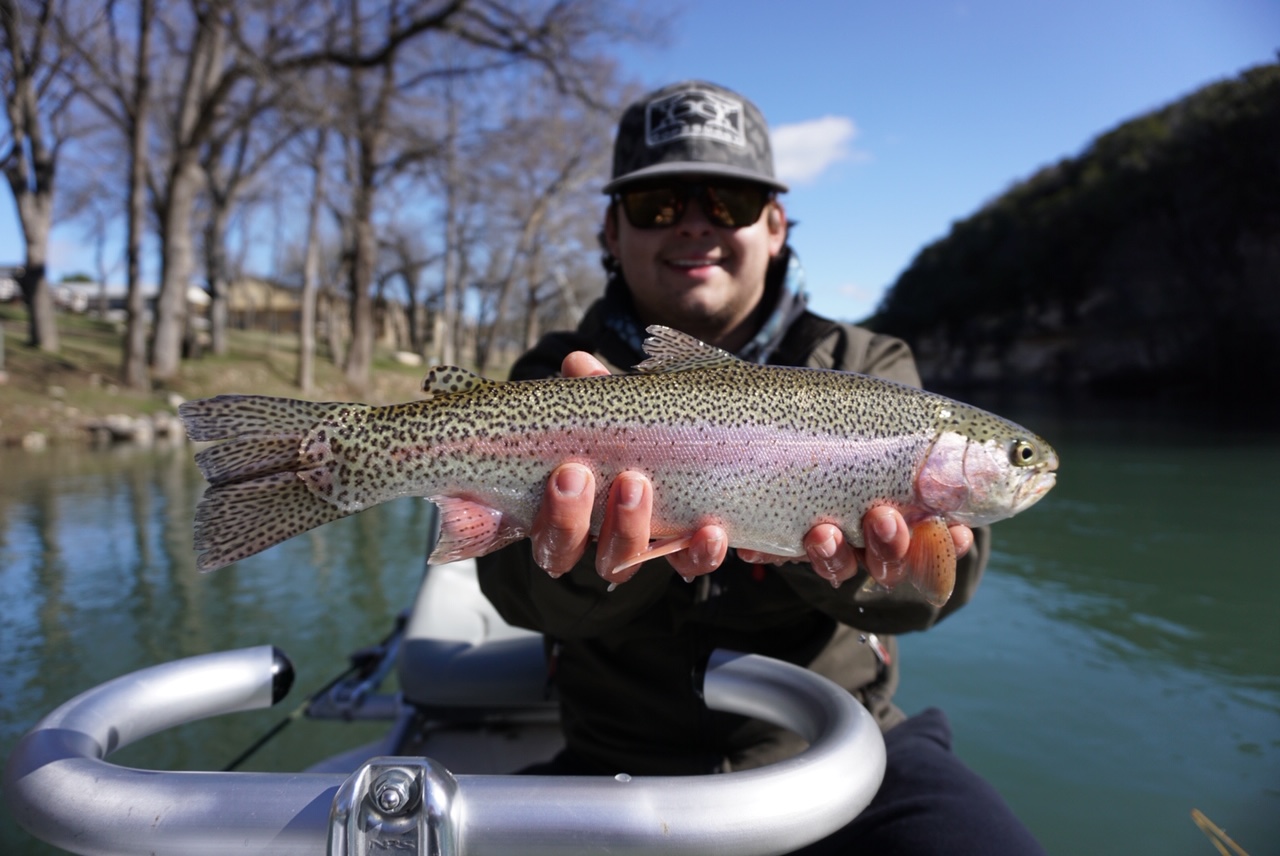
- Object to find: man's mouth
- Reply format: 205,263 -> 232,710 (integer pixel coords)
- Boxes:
665,258 -> 723,269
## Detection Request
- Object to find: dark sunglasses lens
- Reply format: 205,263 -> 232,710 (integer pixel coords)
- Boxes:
703,184 -> 768,227
620,183 -> 770,229
622,187 -> 685,228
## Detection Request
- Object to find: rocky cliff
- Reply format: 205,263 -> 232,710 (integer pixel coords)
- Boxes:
870,62 -> 1280,405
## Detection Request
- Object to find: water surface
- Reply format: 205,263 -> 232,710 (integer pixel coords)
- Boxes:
1,414 -> 1277,854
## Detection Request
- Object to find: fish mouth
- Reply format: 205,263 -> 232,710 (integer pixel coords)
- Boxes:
1012,471 -> 1057,514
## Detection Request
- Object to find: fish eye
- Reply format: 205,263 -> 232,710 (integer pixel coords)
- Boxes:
1011,439 -> 1039,467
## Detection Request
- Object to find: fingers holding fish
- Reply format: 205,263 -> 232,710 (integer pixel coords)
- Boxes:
803,524 -> 860,587
858,507 -> 911,588
561,350 -> 611,378
530,466 -> 728,586
666,526 -> 728,580
531,463 -> 596,576
595,472 -> 654,584
948,523 -> 973,559
736,525 -> 858,586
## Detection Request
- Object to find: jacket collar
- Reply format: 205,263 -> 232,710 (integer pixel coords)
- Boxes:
593,247 -> 810,368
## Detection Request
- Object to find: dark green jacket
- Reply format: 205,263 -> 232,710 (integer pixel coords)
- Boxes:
476,299 -> 989,775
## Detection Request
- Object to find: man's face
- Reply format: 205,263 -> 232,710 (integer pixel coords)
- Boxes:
604,178 -> 787,349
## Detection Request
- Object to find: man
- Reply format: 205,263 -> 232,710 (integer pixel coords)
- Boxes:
476,80 -> 1044,854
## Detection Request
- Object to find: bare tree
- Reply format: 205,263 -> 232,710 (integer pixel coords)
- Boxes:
27,0 -> 661,392
381,223 -> 441,357
200,77 -> 297,356
0,0 -> 82,352
51,123 -> 123,318
433,79 -> 462,367
142,1 -> 236,379
464,66 -> 617,372
280,0 -> 653,389
297,125 -> 328,393
119,0 -> 152,391
62,0 -> 157,389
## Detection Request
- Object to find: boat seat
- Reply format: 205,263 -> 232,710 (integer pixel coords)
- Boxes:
398,559 -> 555,716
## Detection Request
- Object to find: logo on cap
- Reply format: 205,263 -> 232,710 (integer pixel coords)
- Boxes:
645,89 -> 745,149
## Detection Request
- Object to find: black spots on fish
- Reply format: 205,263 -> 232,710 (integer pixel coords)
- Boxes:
298,466 -> 335,496
192,471 -> 351,571
423,366 -> 495,397
930,400 -> 1036,445
180,395 -> 350,442
301,434 -> 330,466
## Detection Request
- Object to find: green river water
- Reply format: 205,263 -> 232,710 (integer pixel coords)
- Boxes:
1,404 -> 1277,854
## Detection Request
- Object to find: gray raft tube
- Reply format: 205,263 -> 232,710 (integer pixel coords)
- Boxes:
5,645 -> 886,856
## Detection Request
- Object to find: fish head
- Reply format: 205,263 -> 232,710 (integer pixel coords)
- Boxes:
915,403 -> 1059,528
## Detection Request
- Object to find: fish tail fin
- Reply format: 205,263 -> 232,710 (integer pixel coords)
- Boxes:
179,395 -> 364,571
192,473 -> 352,571
903,517 -> 957,606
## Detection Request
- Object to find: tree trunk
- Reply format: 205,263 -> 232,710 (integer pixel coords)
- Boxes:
17,217 -> 59,352
121,0 -> 154,391
2,0 -> 59,353
475,201 -> 547,374
205,204 -> 231,356
344,201 -> 376,389
151,158 -> 199,379
341,48 -> 392,391
151,8 -> 227,380
435,90 -> 460,368
298,127 -> 328,393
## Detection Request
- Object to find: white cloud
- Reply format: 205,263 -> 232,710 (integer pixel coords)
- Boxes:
771,116 -> 868,185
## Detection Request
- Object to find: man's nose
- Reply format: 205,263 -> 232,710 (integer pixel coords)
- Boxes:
677,194 -> 715,235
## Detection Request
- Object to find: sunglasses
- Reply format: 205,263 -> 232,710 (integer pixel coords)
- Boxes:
616,181 -> 773,230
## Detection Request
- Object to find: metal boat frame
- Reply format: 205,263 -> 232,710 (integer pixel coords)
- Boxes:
6,554 -> 886,856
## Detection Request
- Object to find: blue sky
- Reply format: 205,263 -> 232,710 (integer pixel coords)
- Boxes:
2,0 -> 1276,321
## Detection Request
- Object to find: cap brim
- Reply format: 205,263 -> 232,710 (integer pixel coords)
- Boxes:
603,162 -> 788,194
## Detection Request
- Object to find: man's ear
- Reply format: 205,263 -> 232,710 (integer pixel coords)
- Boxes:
603,204 -> 622,257
766,200 -> 787,254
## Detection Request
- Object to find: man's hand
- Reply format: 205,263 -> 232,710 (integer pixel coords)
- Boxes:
737,512 -> 973,588
526,351 -> 973,588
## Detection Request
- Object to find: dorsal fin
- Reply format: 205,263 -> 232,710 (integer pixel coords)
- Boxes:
421,366 -> 496,397
636,325 -> 741,374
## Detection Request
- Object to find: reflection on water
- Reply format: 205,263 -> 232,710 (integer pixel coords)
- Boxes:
0,445 -> 431,855
897,412 -> 1280,853
2,417 -> 1279,855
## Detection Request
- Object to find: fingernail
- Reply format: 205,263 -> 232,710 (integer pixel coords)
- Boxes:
872,514 -> 898,543
555,465 -> 588,498
617,476 -> 643,509
814,533 -> 838,560
696,532 -> 724,568
533,538 -> 553,571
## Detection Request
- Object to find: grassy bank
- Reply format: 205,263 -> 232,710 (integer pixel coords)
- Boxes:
0,305 -> 434,447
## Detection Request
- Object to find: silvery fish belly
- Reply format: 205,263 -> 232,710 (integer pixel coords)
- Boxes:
180,326 -> 1058,605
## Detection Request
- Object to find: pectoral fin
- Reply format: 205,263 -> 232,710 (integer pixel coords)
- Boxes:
429,496 -> 525,564
903,517 -> 957,606
607,534 -> 697,576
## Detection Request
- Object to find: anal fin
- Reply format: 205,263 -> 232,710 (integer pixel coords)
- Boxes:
429,496 -> 525,564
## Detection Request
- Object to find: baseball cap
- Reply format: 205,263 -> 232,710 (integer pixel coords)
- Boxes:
603,81 -> 788,194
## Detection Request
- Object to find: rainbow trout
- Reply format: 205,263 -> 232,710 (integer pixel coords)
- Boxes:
180,326 -> 1058,604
